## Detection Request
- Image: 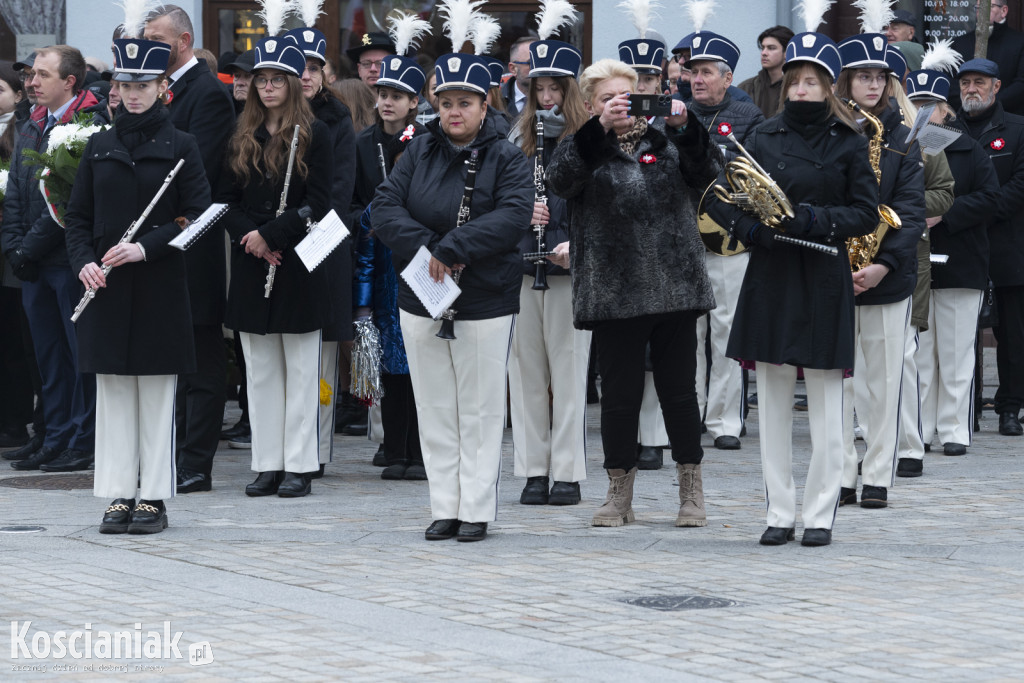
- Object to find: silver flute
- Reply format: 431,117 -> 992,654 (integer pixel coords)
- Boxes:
264,124 -> 301,298
71,158 -> 185,323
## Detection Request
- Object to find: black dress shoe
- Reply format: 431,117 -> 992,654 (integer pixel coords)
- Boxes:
11,445 -> 61,470
759,527 -> 795,546
519,476 -> 550,505
99,498 -> 135,534
128,500 -> 167,534
176,469 -> 212,493
425,518 -> 460,540
404,464 -> 427,480
456,521 -> 488,542
801,528 -> 832,546
860,485 -> 888,509
227,433 -> 251,449
371,444 -> 387,467
3,434 -> 43,461
277,472 -> 311,498
310,463 -> 326,479
381,463 -> 408,480
39,448 -> 93,472
897,458 -> 923,478
999,412 -> 1023,436
245,471 -> 283,497
714,435 -> 741,450
923,443 -> 931,453
548,481 -> 581,506
943,442 -> 967,456
839,487 -> 857,506
220,420 -> 250,440
0,428 -> 30,449
637,445 -> 663,470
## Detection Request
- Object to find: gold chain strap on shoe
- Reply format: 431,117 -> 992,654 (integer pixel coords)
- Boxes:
135,503 -> 160,514
105,503 -> 132,513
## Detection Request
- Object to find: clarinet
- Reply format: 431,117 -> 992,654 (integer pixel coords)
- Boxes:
436,150 -> 480,340
71,158 -> 185,323
264,124 -> 301,298
528,118 -> 549,291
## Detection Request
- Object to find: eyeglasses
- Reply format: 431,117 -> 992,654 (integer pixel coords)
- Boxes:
18,71 -> 35,82
253,75 -> 287,89
855,72 -> 888,85
358,59 -> 383,69
511,60 -> 530,66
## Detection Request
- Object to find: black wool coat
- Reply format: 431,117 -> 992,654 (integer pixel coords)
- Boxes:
219,119 -> 335,335
63,117 -> 209,375
930,122 -> 999,291
705,113 -> 879,370
166,58 -> 236,326
952,22 -> 1024,115
350,121 -> 428,229
372,115 -> 534,321
546,114 -> 718,329
959,103 -> 1024,287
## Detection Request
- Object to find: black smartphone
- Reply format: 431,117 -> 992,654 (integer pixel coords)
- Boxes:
628,93 -> 672,117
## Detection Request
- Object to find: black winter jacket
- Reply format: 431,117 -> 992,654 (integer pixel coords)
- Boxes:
686,94 -> 766,163
372,115 -> 534,320
952,22 -> 1024,115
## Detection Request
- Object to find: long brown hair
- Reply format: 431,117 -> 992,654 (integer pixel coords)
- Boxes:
514,76 -> 589,157
780,63 -> 861,130
330,77 -> 376,132
229,72 -> 313,184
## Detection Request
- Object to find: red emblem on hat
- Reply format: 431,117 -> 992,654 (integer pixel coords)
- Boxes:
640,154 -> 657,164
992,138 -> 1006,150
717,122 -> 732,136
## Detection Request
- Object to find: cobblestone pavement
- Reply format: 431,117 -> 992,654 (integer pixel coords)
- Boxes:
2,350 -> 1023,681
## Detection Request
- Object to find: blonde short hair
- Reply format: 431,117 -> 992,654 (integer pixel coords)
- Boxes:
580,59 -> 638,104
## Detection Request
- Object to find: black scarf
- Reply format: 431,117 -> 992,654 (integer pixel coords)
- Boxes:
783,100 -> 832,150
961,103 -> 997,139
115,100 -> 169,151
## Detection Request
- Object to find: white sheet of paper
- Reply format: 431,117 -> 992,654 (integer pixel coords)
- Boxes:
906,102 -> 936,145
917,123 -> 962,156
400,245 -> 461,320
169,203 -> 228,251
296,209 -> 350,272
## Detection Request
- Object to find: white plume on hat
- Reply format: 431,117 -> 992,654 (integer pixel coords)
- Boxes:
471,13 -> 502,56
921,38 -> 964,73
256,0 -> 293,37
116,0 -> 159,39
294,0 -> 324,26
683,0 -> 717,33
853,0 -> 896,35
387,12 -> 432,57
439,0 -> 487,52
536,0 -> 577,41
796,0 -> 834,33
618,0 -> 662,39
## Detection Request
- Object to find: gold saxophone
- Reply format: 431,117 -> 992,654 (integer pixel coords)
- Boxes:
845,100 -> 902,272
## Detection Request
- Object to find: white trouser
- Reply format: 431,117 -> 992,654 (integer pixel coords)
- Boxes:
401,311 -> 514,523
508,277 -> 590,482
638,372 -> 669,446
919,289 -> 982,447
94,374 -> 177,501
756,363 -> 844,530
695,251 -> 748,438
318,340 -> 339,464
897,325 -> 924,462
843,298 -> 911,488
240,331 -> 321,474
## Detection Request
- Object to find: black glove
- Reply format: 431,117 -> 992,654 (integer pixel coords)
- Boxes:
746,223 -> 774,250
780,206 -> 816,237
6,249 -> 40,283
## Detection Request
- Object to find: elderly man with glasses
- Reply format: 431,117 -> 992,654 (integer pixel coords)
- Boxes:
346,32 -> 396,88
952,0 -> 1024,114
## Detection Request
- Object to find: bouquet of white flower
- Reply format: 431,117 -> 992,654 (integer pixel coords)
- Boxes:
0,165 -> 9,203
23,113 -> 109,226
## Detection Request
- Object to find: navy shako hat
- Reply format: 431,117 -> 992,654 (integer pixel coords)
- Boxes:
684,31 -> 740,72
528,40 -> 582,78
886,45 -> 908,79
253,36 -> 307,78
618,39 -> 665,76
376,54 -> 427,95
958,58 -> 1000,79
434,53 -> 491,95
785,32 -> 842,82
284,27 -> 327,64
839,33 -> 891,71
483,57 -> 505,88
905,69 -> 952,101
111,39 -> 171,82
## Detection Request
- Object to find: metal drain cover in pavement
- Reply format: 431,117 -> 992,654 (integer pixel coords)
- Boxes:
0,473 -> 94,490
623,595 -> 739,611
0,526 -> 46,533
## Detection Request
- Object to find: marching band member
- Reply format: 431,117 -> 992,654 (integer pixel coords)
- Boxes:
901,47 -> 999,470
372,0 -> 533,542
508,29 -> 591,506
547,58 -> 717,529
835,14 -> 926,510
705,9 -> 879,546
64,36 -> 210,533
219,35 -> 334,499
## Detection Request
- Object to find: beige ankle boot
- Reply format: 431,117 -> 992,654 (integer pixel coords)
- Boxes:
675,463 -> 707,527
591,467 -> 637,527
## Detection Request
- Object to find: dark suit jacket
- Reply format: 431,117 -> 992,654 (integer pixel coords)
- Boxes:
951,22 -> 1024,115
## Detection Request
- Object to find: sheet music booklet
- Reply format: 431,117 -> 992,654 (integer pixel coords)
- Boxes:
296,209 -> 350,272
169,203 -> 228,251
400,245 -> 461,320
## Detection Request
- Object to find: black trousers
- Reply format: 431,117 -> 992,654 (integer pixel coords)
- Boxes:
381,373 -> 423,466
0,286 -> 33,432
994,285 -> 1024,415
232,331 -> 249,422
592,311 -> 703,470
176,324 -> 227,475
